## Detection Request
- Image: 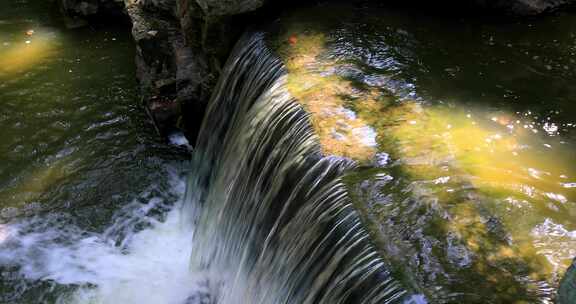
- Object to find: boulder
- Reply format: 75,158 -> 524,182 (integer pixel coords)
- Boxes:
124,0 -> 229,140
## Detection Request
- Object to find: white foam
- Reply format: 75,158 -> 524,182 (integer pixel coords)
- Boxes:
352,126 -> 378,147
0,167 -> 204,304
532,218 -> 576,272
169,132 -> 193,150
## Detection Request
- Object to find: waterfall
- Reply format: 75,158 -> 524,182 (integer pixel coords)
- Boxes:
0,30 -> 416,304
184,31 -> 410,304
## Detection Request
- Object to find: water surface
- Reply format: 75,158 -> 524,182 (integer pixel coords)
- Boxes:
271,3 -> 576,302
0,1 -> 190,302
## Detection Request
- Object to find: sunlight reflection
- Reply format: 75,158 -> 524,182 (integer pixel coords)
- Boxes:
0,158 -> 74,209
0,29 -> 59,75
275,23 -> 576,292
0,224 -> 8,244
278,32 -> 379,160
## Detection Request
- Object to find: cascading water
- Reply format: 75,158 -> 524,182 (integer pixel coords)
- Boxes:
3,1 -> 576,302
0,166 -> 205,304
185,31 -> 413,304
0,30 -> 418,303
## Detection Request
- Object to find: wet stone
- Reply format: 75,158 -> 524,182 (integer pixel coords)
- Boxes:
559,258 -> 576,304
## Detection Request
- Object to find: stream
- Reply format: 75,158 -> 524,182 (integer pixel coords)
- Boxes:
1,1 -> 575,303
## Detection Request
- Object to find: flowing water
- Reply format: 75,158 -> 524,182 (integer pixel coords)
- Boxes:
1,2 -> 413,303
1,1 -> 576,303
269,3 -> 576,303
184,32 -> 416,303
0,1 -> 193,303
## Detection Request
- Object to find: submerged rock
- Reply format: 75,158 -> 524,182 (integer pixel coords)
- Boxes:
269,4 -> 576,302
559,258 -> 576,304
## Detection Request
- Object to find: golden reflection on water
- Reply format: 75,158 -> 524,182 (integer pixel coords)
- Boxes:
386,102 -> 576,275
396,104 -> 574,196
275,26 -> 576,295
0,158 -> 74,209
0,29 -> 65,208
278,32 -> 380,161
0,30 -> 58,75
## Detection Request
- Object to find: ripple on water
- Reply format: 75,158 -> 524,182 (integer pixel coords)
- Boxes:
0,167 -> 202,304
273,4 -> 576,302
